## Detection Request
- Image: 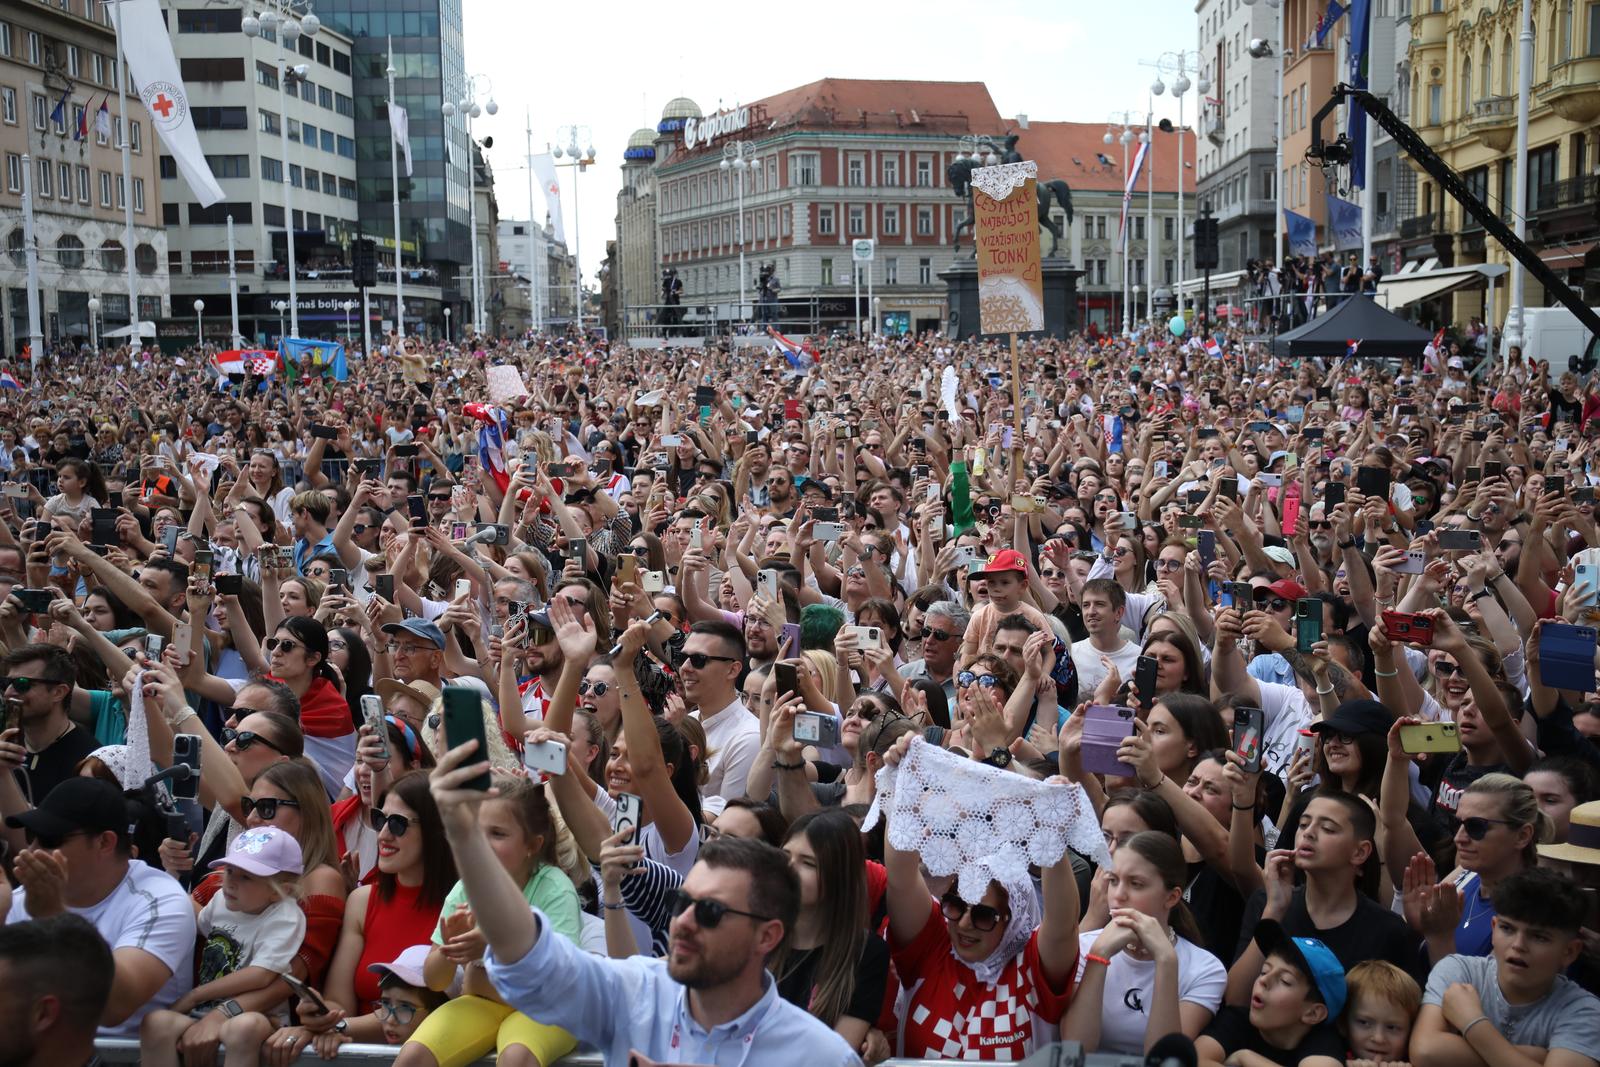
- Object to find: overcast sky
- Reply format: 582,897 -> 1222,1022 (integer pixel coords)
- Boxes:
467,0 -> 1198,283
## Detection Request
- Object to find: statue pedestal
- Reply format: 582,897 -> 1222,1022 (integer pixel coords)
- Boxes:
941,257 -> 1083,340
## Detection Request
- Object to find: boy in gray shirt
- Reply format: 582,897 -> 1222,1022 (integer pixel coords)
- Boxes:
1413,867 -> 1600,1067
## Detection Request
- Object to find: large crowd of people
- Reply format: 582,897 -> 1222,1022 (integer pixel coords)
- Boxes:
3,320 -> 1600,1067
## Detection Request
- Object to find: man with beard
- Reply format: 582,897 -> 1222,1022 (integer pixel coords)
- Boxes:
763,467 -> 798,517
0,914 -> 115,1067
429,753 -> 860,1066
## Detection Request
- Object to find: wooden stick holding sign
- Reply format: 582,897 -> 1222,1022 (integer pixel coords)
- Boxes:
972,160 -> 1044,493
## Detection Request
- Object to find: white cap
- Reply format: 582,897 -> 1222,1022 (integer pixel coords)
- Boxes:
367,944 -> 431,988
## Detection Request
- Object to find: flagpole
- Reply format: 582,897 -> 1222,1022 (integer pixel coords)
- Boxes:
1273,0 -> 1285,267
111,1 -> 138,343
1122,133 -> 1131,334
227,214 -> 242,347
534,107 -> 547,334
1505,0 -> 1533,357
388,39 -> 404,339
20,154 -> 44,378
1145,105 -> 1155,329
1358,0 -> 1374,269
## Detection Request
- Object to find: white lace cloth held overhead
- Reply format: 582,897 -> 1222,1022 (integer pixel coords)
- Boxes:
863,738 -> 1110,905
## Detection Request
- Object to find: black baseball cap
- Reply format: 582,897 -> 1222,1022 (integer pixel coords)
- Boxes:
6,777 -> 129,842
1309,699 -> 1392,738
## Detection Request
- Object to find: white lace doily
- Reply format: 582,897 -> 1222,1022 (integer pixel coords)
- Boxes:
971,160 -> 1037,202
863,738 -> 1109,905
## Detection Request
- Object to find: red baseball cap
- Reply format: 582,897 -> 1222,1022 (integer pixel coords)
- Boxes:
1264,578 -> 1308,601
975,548 -> 1028,577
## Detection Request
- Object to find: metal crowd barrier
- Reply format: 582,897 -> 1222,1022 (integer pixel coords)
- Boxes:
92,1037 -> 1128,1066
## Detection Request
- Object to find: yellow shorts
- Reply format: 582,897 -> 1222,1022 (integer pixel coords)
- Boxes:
405,995 -> 577,1067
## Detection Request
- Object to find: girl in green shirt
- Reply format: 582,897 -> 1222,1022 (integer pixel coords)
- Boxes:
399,774 -> 584,1067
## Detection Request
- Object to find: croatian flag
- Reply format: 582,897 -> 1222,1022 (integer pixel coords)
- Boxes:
1118,140 -> 1150,252
464,402 -> 512,494
1205,337 -> 1223,359
212,351 -> 244,377
767,326 -> 817,369
1346,338 -> 1363,358
0,370 -> 20,391
1423,327 -> 1445,364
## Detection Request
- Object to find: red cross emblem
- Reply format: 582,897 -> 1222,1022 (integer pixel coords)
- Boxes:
151,94 -> 175,118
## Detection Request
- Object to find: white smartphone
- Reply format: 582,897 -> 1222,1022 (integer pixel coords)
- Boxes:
1393,549 -> 1428,575
170,622 -> 193,666
757,568 -> 780,601
612,792 -> 642,838
454,578 -> 472,600
814,522 -> 845,541
1257,473 -> 1284,488
360,694 -> 388,760
690,519 -> 704,552
660,434 -> 683,447
642,570 -> 666,593
846,624 -> 883,650
523,739 -> 568,776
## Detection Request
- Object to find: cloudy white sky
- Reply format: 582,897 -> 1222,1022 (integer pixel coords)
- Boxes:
467,0 -> 1198,282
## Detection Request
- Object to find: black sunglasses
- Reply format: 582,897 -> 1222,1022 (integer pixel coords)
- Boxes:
25,828 -> 89,850
264,637 -> 303,654
370,810 -> 414,836
223,728 -> 285,755
578,680 -> 610,697
1459,816 -> 1514,841
923,628 -> 955,643
957,671 -> 999,689
667,888 -> 772,929
241,796 -> 301,820
0,676 -> 53,693
940,891 -> 1009,932
682,653 -> 739,669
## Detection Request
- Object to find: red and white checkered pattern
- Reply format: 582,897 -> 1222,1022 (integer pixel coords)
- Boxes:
249,357 -> 276,376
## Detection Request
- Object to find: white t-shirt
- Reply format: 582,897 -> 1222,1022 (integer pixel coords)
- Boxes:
1072,638 -> 1141,701
7,861 -> 197,1036
196,893 -> 306,989
1254,680 -> 1316,779
1073,930 -> 1227,1055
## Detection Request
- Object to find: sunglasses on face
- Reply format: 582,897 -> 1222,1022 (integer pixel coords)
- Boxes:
223,728 -> 285,755
240,795 -> 301,820
940,891 -> 1009,932
0,676 -> 51,693
375,998 -> 418,1024
1110,546 -> 1133,557
924,628 -> 955,643
957,671 -> 999,689
578,680 -> 611,697
1309,520 -> 1333,530
667,888 -> 772,929
682,652 -> 739,669
428,494 -> 452,503
1459,816 -> 1514,840
1433,660 -> 1461,677
1154,558 -> 1183,571
25,828 -> 88,850
264,637 -> 303,654
370,810 -> 414,836
627,545 -> 650,557
1039,569 -> 1065,579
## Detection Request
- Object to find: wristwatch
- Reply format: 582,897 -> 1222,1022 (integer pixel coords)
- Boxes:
218,999 -> 243,1018
333,1018 -> 349,1034
982,746 -> 1012,769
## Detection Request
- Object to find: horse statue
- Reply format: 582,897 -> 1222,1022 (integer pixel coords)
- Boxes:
947,134 -> 1075,258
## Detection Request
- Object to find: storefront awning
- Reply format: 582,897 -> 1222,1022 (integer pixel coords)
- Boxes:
1540,241 -> 1598,270
1375,263 -> 1508,309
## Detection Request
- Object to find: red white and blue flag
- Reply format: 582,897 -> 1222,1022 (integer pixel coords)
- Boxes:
1346,338 -> 1362,358
1205,337 -> 1223,359
464,402 -> 512,494
0,370 -> 21,391
1118,140 -> 1150,252
767,326 -> 817,369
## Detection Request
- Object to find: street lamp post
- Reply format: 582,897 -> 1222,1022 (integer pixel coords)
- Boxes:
343,299 -> 355,342
273,300 -> 286,340
88,297 -> 100,352
551,125 -> 595,336
1149,50 -> 1209,313
243,4 -> 320,339
443,306 -> 451,343
720,141 -> 753,324
1105,114 -> 1140,333
194,299 -> 205,347
443,74 -> 497,338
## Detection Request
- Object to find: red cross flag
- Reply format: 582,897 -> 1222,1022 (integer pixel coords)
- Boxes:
116,0 -> 223,206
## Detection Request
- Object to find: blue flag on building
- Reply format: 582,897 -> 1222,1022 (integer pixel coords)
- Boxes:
1326,194 -> 1363,250
1349,0 -> 1372,188
1315,0 -> 1347,46
1284,209 -> 1318,257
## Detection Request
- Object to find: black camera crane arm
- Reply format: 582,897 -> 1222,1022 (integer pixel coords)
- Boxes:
1307,82 -> 1600,360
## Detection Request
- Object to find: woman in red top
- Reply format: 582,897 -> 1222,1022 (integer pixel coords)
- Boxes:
266,770 -> 455,1063
265,616 -> 359,796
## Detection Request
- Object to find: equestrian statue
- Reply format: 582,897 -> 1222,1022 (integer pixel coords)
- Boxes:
947,133 -> 1075,258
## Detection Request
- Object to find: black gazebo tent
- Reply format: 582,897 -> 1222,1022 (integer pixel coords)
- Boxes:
1271,294 -> 1435,359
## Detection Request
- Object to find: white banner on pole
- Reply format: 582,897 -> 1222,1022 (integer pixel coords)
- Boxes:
116,0 -> 224,206
530,153 -> 565,246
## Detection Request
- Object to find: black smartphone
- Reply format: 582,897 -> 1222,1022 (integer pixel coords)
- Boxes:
1217,475 -> 1238,502
774,661 -> 799,697
1324,481 -> 1346,509
373,573 -> 395,601
328,568 -> 349,590
1134,655 -> 1158,709
172,734 -> 201,802
13,588 -> 55,613
1548,474 -> 1567,496
90,507 -> 118,545
1356,465 -> 1391,501
407,495 -> 427,527
441,686 -> 491,791
162,525 -> 181,554
214,573 -> 243,595
1484,460 -> 1504,479
309,424 -> 338,440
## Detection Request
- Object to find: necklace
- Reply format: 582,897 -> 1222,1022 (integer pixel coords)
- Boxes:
1459,875 -> 1488,928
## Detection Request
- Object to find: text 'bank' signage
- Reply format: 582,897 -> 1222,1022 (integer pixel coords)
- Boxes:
683,107 -> 750,150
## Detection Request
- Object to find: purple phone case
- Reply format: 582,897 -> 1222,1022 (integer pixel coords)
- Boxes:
1080,705 -> 1136,777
